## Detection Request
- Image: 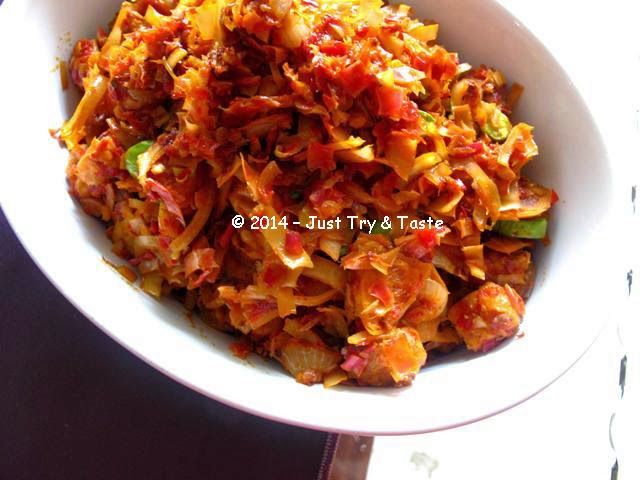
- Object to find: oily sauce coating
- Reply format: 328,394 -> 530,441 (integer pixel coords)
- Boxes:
59,0 -> 554,387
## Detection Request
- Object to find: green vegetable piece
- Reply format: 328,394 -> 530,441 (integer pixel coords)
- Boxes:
125,140 -> 153,177
290,189 -> 303,201
419,110 -> 435,122
370,222 -> 392,235
419,110 -> 437,136
483,108 -> 512,142
339,245 -> 349,257
493,218 -> 548,239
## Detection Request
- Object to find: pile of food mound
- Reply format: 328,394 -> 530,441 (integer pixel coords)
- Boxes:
58,0 -> 556,387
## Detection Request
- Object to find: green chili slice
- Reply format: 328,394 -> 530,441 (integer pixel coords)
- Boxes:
493,218 -> 547,239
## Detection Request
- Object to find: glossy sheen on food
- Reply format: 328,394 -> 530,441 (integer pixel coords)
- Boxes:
58,0 -> 555,387
447,282 -> 524,352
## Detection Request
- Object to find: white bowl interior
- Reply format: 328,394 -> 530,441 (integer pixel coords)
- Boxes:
0,0 -> 620,434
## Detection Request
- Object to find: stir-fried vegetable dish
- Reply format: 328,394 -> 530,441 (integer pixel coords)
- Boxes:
58,0 -> 556,387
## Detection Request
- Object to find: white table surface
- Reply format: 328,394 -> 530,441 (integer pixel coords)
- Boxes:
367,1 -> 640,478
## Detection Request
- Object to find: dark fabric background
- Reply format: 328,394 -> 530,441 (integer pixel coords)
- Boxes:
0,208 -> 328,480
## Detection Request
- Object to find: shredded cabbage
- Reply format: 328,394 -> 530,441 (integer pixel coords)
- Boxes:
59,0 -> 555,388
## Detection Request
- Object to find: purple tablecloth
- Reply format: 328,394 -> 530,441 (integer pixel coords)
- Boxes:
0,208 -> 332,479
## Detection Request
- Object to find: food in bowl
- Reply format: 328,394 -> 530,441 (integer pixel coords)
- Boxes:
56,0 -> 556,388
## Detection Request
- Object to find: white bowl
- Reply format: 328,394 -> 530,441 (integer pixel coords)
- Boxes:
0,0 -> 621,434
